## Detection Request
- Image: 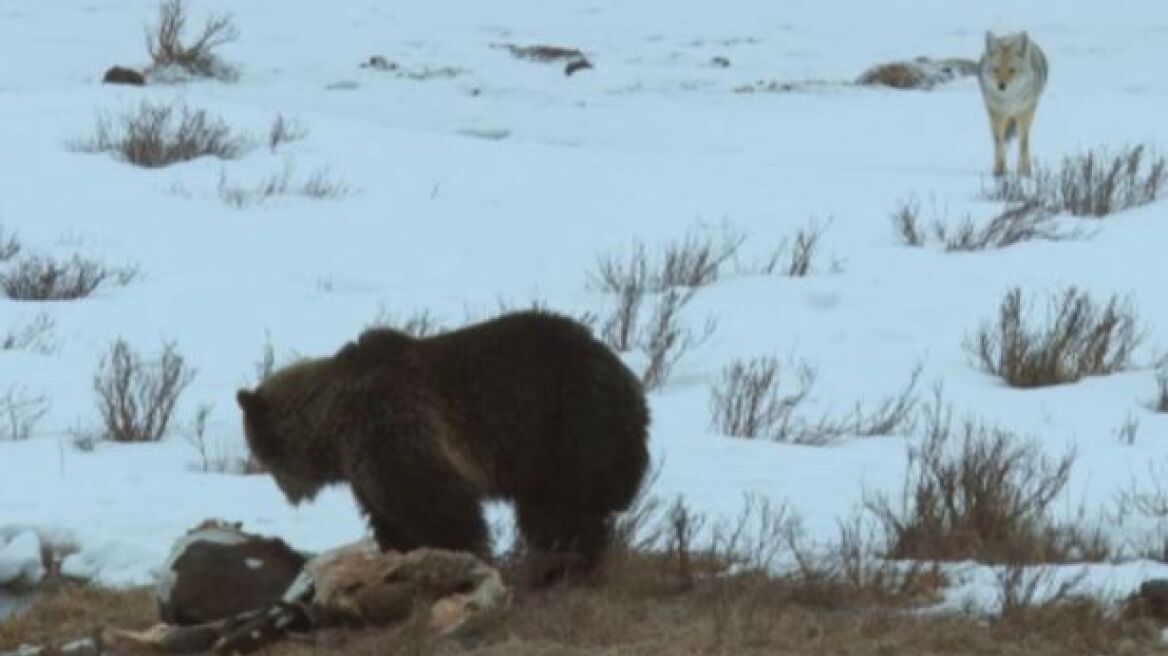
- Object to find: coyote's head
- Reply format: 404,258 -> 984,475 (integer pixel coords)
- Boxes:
983,31 -> 1034,92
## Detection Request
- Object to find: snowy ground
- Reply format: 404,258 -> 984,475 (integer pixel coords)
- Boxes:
3,0 -> 1168,616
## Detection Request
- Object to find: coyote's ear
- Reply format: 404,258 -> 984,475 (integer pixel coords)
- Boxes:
1018,31 -> 1030,53
236,389 -> 266,416
985,31 -> 996,49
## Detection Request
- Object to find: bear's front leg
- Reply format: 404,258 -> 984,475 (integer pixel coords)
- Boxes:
348,443 -> 490,557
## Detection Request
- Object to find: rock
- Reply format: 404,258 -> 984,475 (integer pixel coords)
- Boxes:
102,66 -> 146,86
0,530 -> 45,590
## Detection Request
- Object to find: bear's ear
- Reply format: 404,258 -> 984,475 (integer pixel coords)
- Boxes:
236,389 -> 267,416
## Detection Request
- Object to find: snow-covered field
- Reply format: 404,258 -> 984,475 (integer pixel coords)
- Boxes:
3,0 -> 1168,615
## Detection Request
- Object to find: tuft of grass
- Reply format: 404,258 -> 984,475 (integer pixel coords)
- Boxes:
92,338 -> 196,443
0,255 -> 138,301
145,0 -> 239,81
75,101 -> 248,168
983,143 -> 1167,218
968,287 -> 1142,388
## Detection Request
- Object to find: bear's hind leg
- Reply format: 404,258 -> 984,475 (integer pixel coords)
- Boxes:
515,500 -> 612,586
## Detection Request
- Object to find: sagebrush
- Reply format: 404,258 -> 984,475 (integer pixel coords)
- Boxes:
968,287 -> 1142,387
77,101 -> 248,168
865,393 -> 1109,564
93,339 -> 196,442
983,144 -> 1166,218
0,255 -> 138,301
145,0 -> 239,81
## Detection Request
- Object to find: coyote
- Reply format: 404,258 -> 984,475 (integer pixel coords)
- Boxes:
978,31 -> 1049,177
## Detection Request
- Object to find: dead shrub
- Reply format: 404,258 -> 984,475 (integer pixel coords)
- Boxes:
784,517 -> 945,609
217,164 -> 348,208
983,143 -> 1167,218
145,0 -> 239,81
891,199 -> 927,247
995,562 -> 1088,620
710,359 -> 919,444
1,386 -> 51,441
638,289 -> 715,391
185,403 -> 263,474
937,201 -> 1080,251
2,313 -> 58,354
0,223 -> 20,261
93,338 -> 196,443
598,279 -> 644,352
1154,365 -> 1168,414
865,393 -> 1103,564
968,287 -> 1142,388
76,101 -> 248,168
709,356 -> 814,440
268,113 -> 307,152
589,226 -> 744,294
0,255 -> 138,301
891,198 -> 1082,251
746,220 -> 830,276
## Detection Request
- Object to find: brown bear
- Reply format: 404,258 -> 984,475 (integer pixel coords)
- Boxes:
236,310 -> 650,583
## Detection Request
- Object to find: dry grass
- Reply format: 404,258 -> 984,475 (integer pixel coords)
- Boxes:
0,255 -> 138,301
0,486 -> 1145,655
4,545 -> 1157,656
92,338 -> 196,443
217,163 -> 350,208
968,287 -> 1142,388
709,358 -> 920,445
0,584 -> 156,649
76,101 -> 248,168
865,392 -> 1110,564
366,307 -> 448,338
983,143 -> 1167,218
145,0 -> 239,81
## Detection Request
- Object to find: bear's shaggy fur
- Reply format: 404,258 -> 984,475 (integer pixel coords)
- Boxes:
236,310 -> 650,581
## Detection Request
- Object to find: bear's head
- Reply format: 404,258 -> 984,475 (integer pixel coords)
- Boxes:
237,357 -> 346,506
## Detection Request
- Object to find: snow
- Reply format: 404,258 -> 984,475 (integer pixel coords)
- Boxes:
0,530 -> 44,589
3,0 -> 1168,619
